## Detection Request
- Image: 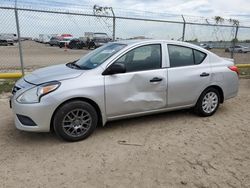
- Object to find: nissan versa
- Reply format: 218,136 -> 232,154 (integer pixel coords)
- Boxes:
10,40 -> 239,141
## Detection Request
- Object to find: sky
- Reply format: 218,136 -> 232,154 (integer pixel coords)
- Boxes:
84,0 -> 250,17
3,0 -> 249,20
33,0 -> 250,20
1,0 -> 250,41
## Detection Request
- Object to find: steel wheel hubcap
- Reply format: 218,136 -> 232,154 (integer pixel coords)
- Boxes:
202,92 -> 218,114
62,109 -> 92,137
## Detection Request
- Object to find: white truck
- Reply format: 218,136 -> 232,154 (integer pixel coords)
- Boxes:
38,34 -> 58,44
0,33 -> 18,45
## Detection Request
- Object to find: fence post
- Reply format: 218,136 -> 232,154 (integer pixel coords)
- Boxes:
14,8 -> 25,76
181,15 -> 186,42
110,7 -> 115,41
231,25 -> 239,59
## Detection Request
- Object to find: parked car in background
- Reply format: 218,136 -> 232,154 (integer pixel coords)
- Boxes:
68,38 -> 86,49
49,37 -> 60,46
0,33 -> 17,42
0,38 -> 14,46
0,39 -> 8,46
61,34 -> 73,38
10,40 -> 239,141
39,34 -> 50,43
6,39 -> 14,45
85,32 -> 112,49
225,45 -> 250,53
200,43 -> 213,50
0,33 -> 17,45
58,37 -> 73,48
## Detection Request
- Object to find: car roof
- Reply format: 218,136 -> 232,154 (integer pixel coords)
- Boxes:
115,39 -> 205,51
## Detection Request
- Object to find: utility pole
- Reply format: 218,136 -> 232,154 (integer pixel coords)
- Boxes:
93,5 -> 115,41
14,0 -> 25,76
181,15 -> 186,42
231,25 -> 239,59
110,7 -> 115,41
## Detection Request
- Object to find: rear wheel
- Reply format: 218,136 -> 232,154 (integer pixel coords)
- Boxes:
53,101 -> 98,141
194,88 -> 220,117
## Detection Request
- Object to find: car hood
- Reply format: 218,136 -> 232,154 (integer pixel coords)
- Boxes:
24,64 -> 83,85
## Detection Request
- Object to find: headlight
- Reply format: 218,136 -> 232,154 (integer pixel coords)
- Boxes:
17,81 -> 60,104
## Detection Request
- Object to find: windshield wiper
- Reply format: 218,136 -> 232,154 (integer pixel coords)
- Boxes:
66,60 -> 82,69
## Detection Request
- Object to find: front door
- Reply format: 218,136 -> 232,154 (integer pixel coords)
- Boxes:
104,44 -> 168,117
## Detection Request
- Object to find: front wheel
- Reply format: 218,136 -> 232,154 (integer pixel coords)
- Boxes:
53,101 -> 98,141
194,88 -> 220,117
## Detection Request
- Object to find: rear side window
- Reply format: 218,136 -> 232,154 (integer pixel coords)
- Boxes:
168,45 -> 206,67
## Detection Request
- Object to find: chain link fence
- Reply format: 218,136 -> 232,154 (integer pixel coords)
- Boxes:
1,2 -> 250,75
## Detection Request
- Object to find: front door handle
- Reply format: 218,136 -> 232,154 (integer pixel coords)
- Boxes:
150,77 -> 163,82
200,72 -> 210,77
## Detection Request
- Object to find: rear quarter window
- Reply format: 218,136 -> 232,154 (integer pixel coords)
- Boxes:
194,50 -> 206,64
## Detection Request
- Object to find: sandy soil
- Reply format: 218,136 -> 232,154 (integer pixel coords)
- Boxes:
0,41 -> 250,72
0,79 -> 250,187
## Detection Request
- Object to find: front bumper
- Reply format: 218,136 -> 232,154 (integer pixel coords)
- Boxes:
11,97 -> 56,132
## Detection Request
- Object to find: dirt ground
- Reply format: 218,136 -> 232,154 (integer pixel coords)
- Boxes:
0,41 -> 89,71
0,41 -> 250,72
0,79 -> 250,187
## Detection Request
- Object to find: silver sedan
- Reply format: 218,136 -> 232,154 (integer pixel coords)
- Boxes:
11,40 -> 239,141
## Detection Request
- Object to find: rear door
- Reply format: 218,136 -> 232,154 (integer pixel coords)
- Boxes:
104,43 -> 168,117
166,44 -> 211,107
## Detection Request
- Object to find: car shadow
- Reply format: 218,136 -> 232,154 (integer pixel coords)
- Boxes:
96,109 -> 194,133
7,109 -> 196,144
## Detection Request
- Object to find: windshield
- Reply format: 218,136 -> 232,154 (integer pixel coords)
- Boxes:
75,43 -> 126,70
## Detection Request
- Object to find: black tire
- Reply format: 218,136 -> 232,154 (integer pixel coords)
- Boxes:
53,100 -> 98,141
239,50 -> 243,53
68,44 -> 73,49
77,44 -> 83,49
194,88 -> 220,117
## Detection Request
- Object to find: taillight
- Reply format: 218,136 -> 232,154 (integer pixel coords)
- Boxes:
228,66 -> 239,76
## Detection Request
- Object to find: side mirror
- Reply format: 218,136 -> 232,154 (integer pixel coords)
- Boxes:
102,63 -> 126,75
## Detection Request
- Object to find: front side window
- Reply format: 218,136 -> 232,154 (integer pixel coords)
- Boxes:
115,44 -> 161,72
168,45 -> 206,67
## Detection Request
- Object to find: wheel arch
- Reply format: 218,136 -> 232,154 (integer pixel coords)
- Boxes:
50,97 -> 103,132
201,85 -> 224,104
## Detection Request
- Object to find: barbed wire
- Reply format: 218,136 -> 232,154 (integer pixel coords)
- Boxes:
1,0 -> 250,28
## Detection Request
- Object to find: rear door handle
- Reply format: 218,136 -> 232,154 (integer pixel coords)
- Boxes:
150,77 -> 163,82
200,72 -> 210,77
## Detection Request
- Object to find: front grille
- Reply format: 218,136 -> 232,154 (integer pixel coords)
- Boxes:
12,85 -> 21,95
